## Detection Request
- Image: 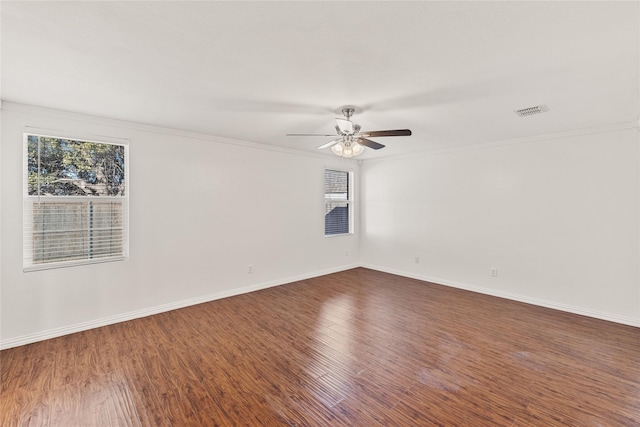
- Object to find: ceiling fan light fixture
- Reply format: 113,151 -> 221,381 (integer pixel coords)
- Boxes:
330,140 -> 364,157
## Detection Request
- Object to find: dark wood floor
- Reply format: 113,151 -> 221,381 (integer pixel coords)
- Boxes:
2,268 -> 639,426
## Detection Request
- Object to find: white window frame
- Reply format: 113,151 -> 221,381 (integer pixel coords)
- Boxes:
324,168 -> 354,237
23,132 -> 129,271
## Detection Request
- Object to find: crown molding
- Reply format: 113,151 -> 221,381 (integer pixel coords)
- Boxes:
1,101 -> 349,162
365,119 -> 639,164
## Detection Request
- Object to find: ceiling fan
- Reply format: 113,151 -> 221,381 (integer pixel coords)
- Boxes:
287,107 -> 412,157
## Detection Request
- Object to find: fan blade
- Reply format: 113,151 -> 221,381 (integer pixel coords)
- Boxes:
361,129 -> 412,137
335,118 -> 354,134
358,138 -> 385,150
286,133 -> 336,136
317,139 -> 340,149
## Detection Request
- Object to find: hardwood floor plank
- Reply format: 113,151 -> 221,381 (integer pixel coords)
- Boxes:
2,268 -> 639,426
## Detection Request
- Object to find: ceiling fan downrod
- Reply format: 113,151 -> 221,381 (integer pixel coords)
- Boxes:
342,108 -> 355,121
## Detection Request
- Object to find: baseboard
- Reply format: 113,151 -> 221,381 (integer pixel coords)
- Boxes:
4,262 -> 635,350
0,263 -> 359,350
360,263 -> 640,328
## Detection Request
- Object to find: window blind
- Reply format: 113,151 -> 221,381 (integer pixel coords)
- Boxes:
324,169 -> 351,235
23,134 -> 128,271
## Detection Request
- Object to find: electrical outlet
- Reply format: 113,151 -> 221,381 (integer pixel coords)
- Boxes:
491,267 -> 498,277
248,265 -> 253,274
415,256 -> 420,264
345,250 -> 349,257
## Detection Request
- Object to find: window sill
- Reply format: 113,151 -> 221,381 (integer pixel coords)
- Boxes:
23,256 -> 127,272
324,233 -> 354,238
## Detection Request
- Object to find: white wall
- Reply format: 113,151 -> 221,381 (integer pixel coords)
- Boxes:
361,127 -> 640,326
0,103 -> 360,349
2,103 -> 638,350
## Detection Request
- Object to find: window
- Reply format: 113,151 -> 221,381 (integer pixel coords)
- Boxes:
23,133 -> 128,271
324,169 -> 352,236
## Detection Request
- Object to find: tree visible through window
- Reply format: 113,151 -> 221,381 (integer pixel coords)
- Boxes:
324,169 -> 352,235
24,134 -> 128,270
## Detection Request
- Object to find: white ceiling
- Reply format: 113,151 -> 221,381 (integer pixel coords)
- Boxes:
2,1 -> 638,159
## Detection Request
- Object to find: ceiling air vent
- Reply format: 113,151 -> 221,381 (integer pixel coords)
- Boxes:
515,104 -> 549,117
